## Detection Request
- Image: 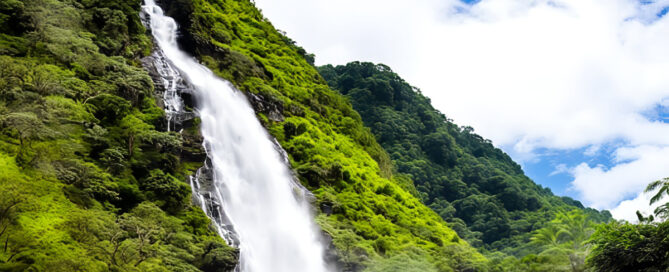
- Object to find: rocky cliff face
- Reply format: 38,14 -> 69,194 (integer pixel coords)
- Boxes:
141,25 -> 242,269
141,51 -> 206,162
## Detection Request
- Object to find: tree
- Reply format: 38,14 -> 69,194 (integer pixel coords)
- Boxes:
635,211 -> 654,224
0,186 -> 21,245
119,115 -> 151,157
645,177 -> 669,220
85,93 -> 131,125
0,186 -> 34,266
140,170 -> 189,213
53,159 -> 119,202
116,203 -> 181,267
197,240 -> 239,272
530,225 -> 566,250
588,221 -> 669,271
0,112 -> 45,147
529,210 -> 594,272
85,203 -> 181,269
588,178 -> 669,271
99,147 -> 126,174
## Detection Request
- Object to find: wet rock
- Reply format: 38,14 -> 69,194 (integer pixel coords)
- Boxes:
181,127 -> 206,163
321,231 -> 363,272
246,92 -> 284,122
179,91 -> 196,110
320,202 -> 333,216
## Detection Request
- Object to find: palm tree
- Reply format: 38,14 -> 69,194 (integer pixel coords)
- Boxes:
652,203 -> 669,220
530,210 -> 594,272
635,210 -> 655,224
530,224 -> 567,249
645,177 -> 669,220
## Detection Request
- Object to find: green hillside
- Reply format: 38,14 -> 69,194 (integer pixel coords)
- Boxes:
318,62 -> 612,255
156,0 -> 489,270
0,0 -> 488,271
0,0 -> 237,271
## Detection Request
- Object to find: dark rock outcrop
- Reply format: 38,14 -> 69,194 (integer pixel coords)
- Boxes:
246,92 -> 284,122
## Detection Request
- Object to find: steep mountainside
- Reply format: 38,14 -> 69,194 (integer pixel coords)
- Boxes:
154,0 -> 490,270
0,0 -> 491,271
0,0 -> 237,271
318,62 -> 612,254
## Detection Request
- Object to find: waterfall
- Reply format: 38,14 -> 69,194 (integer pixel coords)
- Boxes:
141,1 -> 330,271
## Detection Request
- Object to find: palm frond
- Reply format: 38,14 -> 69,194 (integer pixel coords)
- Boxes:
654,203 -> 669,220
649,186 -> 668,205
645,178 -> 668,193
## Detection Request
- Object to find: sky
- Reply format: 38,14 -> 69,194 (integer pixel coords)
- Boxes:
252,0 -> 669,222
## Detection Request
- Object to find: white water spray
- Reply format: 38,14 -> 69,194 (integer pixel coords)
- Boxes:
142,1 -> 329,271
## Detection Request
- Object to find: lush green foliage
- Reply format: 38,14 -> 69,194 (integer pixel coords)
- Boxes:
586,177 -> 669,271
318,62 -> 612,255
588,220 -> 669,271
0,0 -> 236,270
156,0 -> 492,270
484,209 -> 599,272
528,210 -> 595,271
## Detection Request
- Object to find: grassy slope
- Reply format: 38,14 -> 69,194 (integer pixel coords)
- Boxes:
317,62 -> 612,256
0,0 -> 235,271
157,0 -> 488,270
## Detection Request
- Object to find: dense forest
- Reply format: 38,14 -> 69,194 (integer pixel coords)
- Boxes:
1,0 -> 668,271
318,62 -> 612,251
317,63 -> 669,270
0,0 -> 237,270
155,0 -> 488,270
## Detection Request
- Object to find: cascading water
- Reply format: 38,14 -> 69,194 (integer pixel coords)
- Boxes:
142,1 -> 330,271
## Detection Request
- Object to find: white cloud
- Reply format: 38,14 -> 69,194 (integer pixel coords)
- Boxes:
610,190 -> 661,222
550,163 -> 569,176
583,145 -> 601,157
569,145 -> 669,209
253,0 -> 669,218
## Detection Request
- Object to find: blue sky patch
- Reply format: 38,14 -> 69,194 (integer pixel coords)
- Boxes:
460,0 -> 481,5
625,1 -> 669,22
658,6 -> 669,17
504,143 -> 624,198
503,102 -> 669,202
641,102 -> 669,123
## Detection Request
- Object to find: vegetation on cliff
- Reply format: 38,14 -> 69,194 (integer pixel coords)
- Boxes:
0,0 -> 235,270
1,0 -> 487,270
155,0 -> 489,270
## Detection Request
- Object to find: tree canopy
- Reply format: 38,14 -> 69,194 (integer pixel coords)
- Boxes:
318,62 -> 612,255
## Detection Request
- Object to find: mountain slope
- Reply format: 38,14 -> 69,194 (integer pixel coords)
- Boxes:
154,0 -> 489,270
0,0 -> 237,270
318,62 -> 612,254
1,0 -> 490,271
